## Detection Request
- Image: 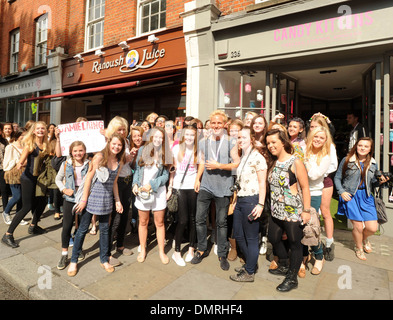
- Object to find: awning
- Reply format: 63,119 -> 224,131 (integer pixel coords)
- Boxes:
19,73 -> 184,103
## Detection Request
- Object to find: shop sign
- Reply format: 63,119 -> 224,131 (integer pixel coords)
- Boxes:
91,47 -> 166,74
0,75 -> 51,98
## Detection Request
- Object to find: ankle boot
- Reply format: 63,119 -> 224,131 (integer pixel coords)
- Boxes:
268,258 -> 289,276
276,269 -> 298,292
228,238 -> 237,261
2,234 -> 19,248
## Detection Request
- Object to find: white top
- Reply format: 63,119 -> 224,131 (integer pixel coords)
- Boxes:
237,149 -> 267,197
172,144 -> 197,190
119,140 -> 132,177
3,143 -> 23,172
305,153 -> 331,196
142,161 -> 160,186
326,144 -> 338,176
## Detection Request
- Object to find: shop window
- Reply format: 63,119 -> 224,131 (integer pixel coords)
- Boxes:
85,0 -> 105,51
218,70 -> 266,121
10,29 -> 19,74
35,14 -> 48,66
138,0 -> 166,35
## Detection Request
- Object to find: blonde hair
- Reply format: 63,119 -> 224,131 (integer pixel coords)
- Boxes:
106,116 -> 129,138
209,110 -> 228,123
22,121 -> 48,153
69,141 -> 87,167
305,126 -> 331,165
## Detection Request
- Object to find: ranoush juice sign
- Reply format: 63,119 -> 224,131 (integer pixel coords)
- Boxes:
91,47 -> 166,74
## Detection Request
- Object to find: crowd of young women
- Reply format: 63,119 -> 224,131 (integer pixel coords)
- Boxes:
0,110 -> 388,292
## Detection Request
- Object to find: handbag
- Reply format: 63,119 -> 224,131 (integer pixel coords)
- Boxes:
292,159 -> 321,245
374,187 -> 388,224
167,155 -> 192,213
138,189 -> 155,205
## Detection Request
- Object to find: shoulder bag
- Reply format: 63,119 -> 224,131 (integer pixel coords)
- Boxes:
374,187 -> 388,224
167,154 -> 192,213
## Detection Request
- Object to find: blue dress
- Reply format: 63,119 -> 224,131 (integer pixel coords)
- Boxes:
86,164 -> 119,215
337,162 -> 378,221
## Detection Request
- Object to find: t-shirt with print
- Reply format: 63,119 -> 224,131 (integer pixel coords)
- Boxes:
237,149 -> 267,197
172,144 -> 197,190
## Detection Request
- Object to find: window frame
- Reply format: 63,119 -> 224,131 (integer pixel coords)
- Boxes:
35,13 -> 48,66
137,0 -> 166,37
84,0 -> 106,52
10,29 -> 20,74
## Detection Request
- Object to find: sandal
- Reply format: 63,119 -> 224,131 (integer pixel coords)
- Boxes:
89,228 -> 97,235
355,247 -> 367,261
54,213 -> 61,220
311,258 -> 325,275
137,252 -> 146,263
363,240 -> 372,253
100,262 -> 115,273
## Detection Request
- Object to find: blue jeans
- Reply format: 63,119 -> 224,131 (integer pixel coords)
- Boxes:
71,211 -> 110,264
195,189 -> 229,257
4,184 -> 22,214
233,195 -> 260,274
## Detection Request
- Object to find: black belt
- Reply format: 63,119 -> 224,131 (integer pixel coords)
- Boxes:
358,187 -> 366,190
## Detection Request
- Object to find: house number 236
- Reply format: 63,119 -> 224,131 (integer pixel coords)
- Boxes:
231,51 -> 241,58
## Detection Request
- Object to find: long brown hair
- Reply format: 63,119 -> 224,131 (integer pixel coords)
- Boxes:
99,133 -> 125,168
138,127 -> 169,168
342,137 -> 374,185
177,125 -> 198,164
264,129 -> 294,176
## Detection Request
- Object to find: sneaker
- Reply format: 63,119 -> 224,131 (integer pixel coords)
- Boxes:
190,251 -> 208,264
78,251 -> 85,262
324,243 -> 335,261
259,236 -> 267,255
69,237 -> 74,247
19,220 -> 28,226
219,256 -> 230,271
172,253 -> 186,267
213,244 -> 218,255
185,251 -> 194,263
28,225 -> 47,235
230,269 -> 255,282
57,255 -> 68,270
2,212 -> 12,225
47,203 -> 55,211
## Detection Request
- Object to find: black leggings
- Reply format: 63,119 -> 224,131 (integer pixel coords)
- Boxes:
268,215 -> 303,272
61,200 -> 79,248
174,189 -> 197,252
7,174 -> 46,234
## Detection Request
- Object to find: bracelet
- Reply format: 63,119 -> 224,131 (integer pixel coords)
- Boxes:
114,198 -> 120,202
257,203 -> 264,208
80,200 -> 87,203
303,208 -> 311,213
168,186 -> 173,190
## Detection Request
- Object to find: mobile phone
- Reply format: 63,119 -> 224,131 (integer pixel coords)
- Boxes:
248,212 -> 254,221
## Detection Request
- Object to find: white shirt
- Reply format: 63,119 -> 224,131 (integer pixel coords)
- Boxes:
172,144 -> 197,190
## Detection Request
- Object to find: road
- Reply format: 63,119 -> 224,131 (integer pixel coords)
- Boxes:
0,275 -> 28,300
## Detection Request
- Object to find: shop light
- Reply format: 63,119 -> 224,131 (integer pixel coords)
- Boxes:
95,49 -> 105,56
147,34 -> 159,43
224,93 -> 231,105
257,89 -> 264,101
118,41 -> 129,50
245,82 -> 252,93
73,53 -> 84,62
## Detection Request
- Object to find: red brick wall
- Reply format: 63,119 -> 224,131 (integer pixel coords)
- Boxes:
0,0 -> 253,76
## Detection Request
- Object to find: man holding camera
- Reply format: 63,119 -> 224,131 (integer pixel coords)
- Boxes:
192,110 -> 240,270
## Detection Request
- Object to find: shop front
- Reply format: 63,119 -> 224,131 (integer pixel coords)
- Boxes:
183,0 -> 393,236
61,27 -> 186,124
22,27 -> 187,125
0,72 -> 52,125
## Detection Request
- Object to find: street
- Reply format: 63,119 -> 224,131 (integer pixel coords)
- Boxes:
0,275 -> 28,300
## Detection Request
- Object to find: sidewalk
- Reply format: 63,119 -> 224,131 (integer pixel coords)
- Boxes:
0,207 -> 393,300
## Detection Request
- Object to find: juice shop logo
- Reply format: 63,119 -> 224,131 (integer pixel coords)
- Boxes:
92,47 -> 165,74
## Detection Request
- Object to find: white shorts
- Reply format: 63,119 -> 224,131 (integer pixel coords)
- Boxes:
135,186 -> 167,212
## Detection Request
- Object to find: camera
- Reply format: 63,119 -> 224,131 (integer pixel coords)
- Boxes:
375,170 -> 393,180
230,181 -> 241,193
